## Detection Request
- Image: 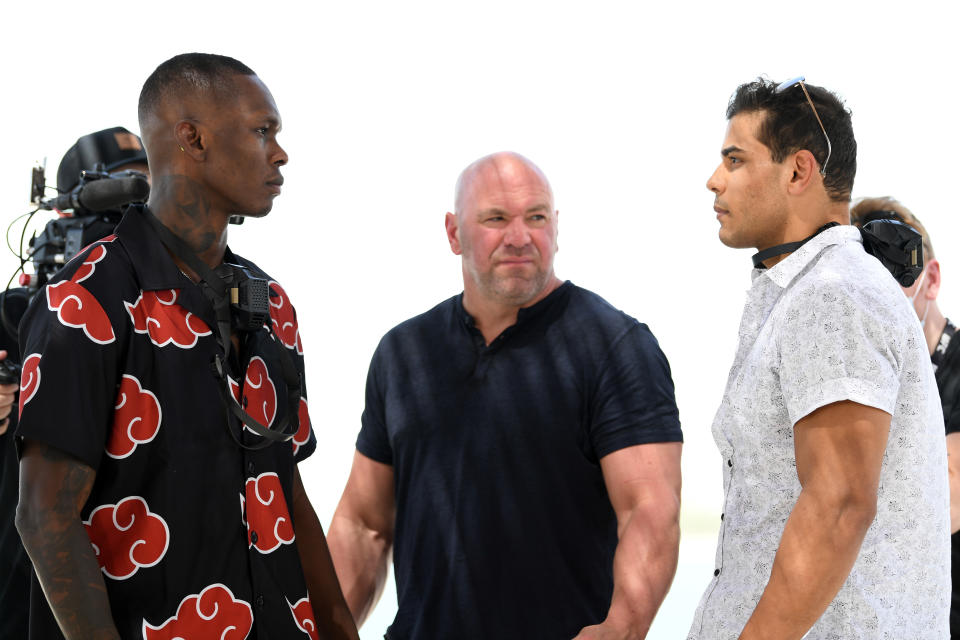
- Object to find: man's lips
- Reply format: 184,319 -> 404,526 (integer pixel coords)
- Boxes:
496,257 -> 534,266
267,176 -> 284,194
714,205 -> 729,219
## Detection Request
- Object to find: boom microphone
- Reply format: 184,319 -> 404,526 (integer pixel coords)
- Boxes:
41,174 -> 150,213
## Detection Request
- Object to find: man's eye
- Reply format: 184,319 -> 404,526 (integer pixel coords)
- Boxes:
255,127 -> 269,135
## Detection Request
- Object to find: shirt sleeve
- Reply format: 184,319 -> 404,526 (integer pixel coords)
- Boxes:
15,275 -> 124,469
777,285 -> 904,426
356,344 -> 393,465
292,335 -> 316,464
589,323 -> 683,460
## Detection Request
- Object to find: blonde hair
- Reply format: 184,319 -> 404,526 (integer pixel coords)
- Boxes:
850,196 -> 934,262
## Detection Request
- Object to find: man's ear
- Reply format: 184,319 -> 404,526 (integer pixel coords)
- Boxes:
786,149 -> 819,195
174,120 -> 205,160
926,258 -> 942,300
445,212 -> 462,255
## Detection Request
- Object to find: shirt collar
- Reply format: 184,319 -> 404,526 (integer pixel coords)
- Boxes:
115,205 -> 238,291
457,280 -> 573,330
754,225 -> 862,289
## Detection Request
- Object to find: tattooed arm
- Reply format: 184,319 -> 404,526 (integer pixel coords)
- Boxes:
292,465 -> 360,640
16,441 -> 121,640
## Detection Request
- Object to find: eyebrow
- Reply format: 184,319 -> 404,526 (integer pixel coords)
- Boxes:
476,204 -> 552,217
721,145 -> 745,157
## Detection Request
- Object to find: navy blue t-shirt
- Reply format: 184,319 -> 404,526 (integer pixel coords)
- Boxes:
357,282 -> 682,639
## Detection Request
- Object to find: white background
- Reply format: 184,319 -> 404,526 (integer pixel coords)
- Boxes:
3,1 -> 959,637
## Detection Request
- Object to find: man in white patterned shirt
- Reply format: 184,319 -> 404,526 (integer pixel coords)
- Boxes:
688,77 -> 950,639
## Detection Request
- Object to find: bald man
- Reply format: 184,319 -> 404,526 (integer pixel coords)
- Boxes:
328,152 -> 683,639
15,53 -> 357,640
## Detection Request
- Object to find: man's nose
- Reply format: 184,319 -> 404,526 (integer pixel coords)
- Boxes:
273,142 -> 288,167
503,218 -> 531,247
706,165 -> 723,194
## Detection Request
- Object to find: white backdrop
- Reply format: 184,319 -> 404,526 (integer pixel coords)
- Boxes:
4,1 -> 959,636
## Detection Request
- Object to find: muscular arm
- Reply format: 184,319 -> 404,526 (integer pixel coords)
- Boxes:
291,466 -> 359,640
739,400 -> 890,639
946,433 -> 960,534
15,441 -> 120,640
574,442 -> 682,640
327,450 -> 395,627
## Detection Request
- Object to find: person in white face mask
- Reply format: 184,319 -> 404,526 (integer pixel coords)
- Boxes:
851,196 -> 960,637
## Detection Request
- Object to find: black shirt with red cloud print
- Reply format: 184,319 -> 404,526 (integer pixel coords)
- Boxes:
16,205 -> 319,640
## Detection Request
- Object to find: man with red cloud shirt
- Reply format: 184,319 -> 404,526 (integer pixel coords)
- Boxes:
15,53 -> 357,640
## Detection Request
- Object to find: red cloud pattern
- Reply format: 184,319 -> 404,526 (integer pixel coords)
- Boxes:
75,235 -> 116,267
72,243 -> 109,283
268,281 -> 302,354
45,241 -> 118,344
288,596 -> 320,640
125,289 -> 212,349
107,375 -> 162,459
293,397 -> 311,456
19,353 -> 41,417
242,473 -> 295,554
142,583 -> 253,640
84,496 -> 169,580
241,356 -> 276,430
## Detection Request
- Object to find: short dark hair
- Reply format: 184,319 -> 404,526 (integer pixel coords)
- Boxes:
727,78 -> 857,203
138,53 -> 256,125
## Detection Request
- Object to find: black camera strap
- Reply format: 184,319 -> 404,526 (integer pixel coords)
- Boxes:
751,219 -> 923,287
141,208 -> 301,448
752,222 -> 839,269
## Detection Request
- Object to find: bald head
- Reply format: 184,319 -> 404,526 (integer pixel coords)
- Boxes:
454,152 -> 554,217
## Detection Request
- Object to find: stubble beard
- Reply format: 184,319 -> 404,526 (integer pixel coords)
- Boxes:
469,263 -> 553,307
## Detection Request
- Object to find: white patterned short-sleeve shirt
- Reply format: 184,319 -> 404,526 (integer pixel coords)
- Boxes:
688,225 -> 950,639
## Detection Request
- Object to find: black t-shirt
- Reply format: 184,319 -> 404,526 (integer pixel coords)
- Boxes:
357,282 -> 683,639
936,318 -> 960,435
16,207 -> 319,640
934,319 -> 960,638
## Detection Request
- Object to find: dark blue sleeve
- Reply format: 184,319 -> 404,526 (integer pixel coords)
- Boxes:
356,344 -> 393,465
589,323 -> 683,459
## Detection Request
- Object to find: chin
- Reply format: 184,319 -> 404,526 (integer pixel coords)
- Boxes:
233,205 -> 273,219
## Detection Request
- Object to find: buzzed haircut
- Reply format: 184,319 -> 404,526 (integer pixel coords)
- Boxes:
727,78 -> 857,203
138,53 -> 256,126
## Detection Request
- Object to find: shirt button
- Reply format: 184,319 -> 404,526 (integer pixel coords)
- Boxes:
256,595 -> 264,608
727,459 -> 733,467
720,513 -> 724,521
247,461 -> 255,474
250,530 -> 259,544
714,569 -> 721,577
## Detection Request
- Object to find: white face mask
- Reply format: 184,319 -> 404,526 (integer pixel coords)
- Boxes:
909,268 -> 931,328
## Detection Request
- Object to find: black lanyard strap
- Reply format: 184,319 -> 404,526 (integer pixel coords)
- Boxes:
142,208 -> 301,447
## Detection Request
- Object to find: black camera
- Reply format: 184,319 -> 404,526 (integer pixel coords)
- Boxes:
859,217 -> 925,288
0,359 -> 20,386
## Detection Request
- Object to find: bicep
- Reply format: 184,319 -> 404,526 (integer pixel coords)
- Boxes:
599,442 -> 681,526
334,450 -> 396,537
793,400 -> 891,496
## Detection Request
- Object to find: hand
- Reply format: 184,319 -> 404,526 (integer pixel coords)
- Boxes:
572,621 -> 643,640
0,350 -> 16,435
